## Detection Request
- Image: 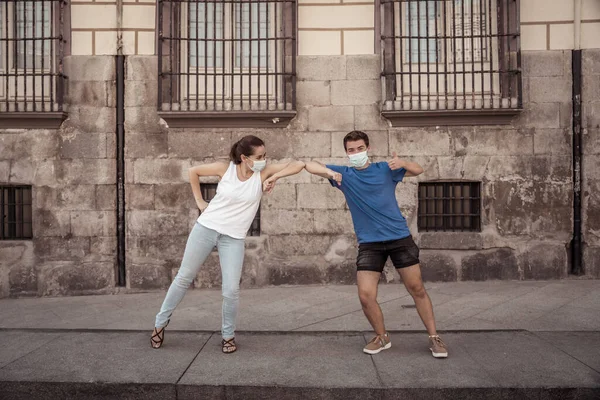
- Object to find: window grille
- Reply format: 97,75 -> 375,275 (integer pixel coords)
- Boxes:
1,185 -> 33,240
201,183 -> 260,236
418,182 -> 481,232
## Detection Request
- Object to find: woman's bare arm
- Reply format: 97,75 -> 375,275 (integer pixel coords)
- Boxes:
188,162 -> 228,211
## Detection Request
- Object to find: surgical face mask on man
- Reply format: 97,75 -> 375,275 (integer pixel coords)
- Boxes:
348,151 -> 369,168
248,158 -> 267,172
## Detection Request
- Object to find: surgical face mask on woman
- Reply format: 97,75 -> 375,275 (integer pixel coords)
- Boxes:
348,151 -> 369,168
247,158 -> 267,172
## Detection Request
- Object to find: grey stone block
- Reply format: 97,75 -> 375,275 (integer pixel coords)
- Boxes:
59,131 -> 107,159
127,235 -> 188,261
451,127 -> 533,156
33,210 -> 71,237
168,130 -> 231,159
522,51 -> 567,77
262,183 -> 297,210
461,248 -> 520,281
96,184 -> 116,211
420,233 -> 483,250
308,106 -> 354,132
63,55 -> 115,81
70,211 -> 115,237
128,259 -> 172,289
125,80 -> 158,108
486,156 -> 533,180
297,56 -> 346,81
133,159 -> 191,184
520,243 -> 568,280
314,209 -> 353,234
231,130 -> 292,159
9,159 -> 35,184
63,106 -> 116,134
583,101 -> 600,130
515,102 -> 560,128
331,80 -> 380,106
292,132 -> 332,157
0,160 -> 9,181
127,56 -> 159,81
559,101 -> 573,128
297,183 -> 346,209
0,131 -> 59,160
531,156 -> 572,182
267,235 -> 333,256
36,185 -> 96,210
154,183 -> 196,210
34,237 -> 91,261
90,236 -> 117,256
346,55 -> 380,80
65,80 -> 113,108
125,184 -> 155,210
354,105 -> 390,131
125,132 -> 168,159
533,128 -> 571,155
268,264 -> 325,285
126,210 -> 190,237
582,48 -> 600,75
297,81 -> 331,107
584,246 -> 600,278
53,159 -> 116,185
36,261 -> 113,295
124,107 -> 163,135
331,130 -> 388,157
419,252 -> 458,282
390,128 -> 452,156
529,76 -> 571,103
261,210 -> 314,235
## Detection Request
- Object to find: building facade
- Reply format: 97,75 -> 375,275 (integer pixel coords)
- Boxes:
0,0 -> 599,297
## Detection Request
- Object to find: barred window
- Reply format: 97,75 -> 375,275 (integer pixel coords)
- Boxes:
201,183 -> 260,236
158,0 -> 297,128
1,185 -> 33,240
418,182 -> 481,232
380,0 -> 521,125
0,0 -> 67,116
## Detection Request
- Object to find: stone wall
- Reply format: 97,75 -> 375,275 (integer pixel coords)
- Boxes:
1,50 -> 598,298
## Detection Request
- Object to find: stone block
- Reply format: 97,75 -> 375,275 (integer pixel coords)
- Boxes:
168,130 -> 232,159
437,156 -> 490,181
9,263 -> 37,296
0,242 -> 36,296
268,235 -> 333,256
297,56 -> 346,81
395,181 -> 418,211
584,102 -> 600,131
127,235 -> 188,260
127,56 -> 158,81
452,128 -> 533,156
461,248 -> 520,281
533,128 -> 572,155
582,49 -> 600,76
354,105 -> 390,131
128,259 -> 171,289
277,167 -> 312,184
324,235 -> 357,262
124,132 -> 168,159
292,132 -> 332,158
63,55 -> 115,81
124,107 -> 163,135
326,261 -> 358,284
9,159 -> 35,183
261,210 -> 314,235
268,263 -> 325,285
582,73 -> 600,104
63,106 -> 116,134
133,159 -> 191,184
297,183 -> 346,209
529,76 -> 571,103
90,236 -> 117,256
520,243 -> 568,280
531,156 -> 572,182
583,179 -> 600,240
308,106 -> 354,132
53,159 -> 116,185
0,131 -> 59,160
331,80 -> 380,106
95,185 -> 116,211
331,130 -> 388,157
515,102 -> 560,129
127,210 -> 190,237
37,261 -> 113,296
34,237 -> 91,261
390,128 -> 452,156
59,131 -> 107,159
583,246 -> 600,278
346,55 -> 380,80
559,101 -> 572,128
231,130 -> 293,159
419,252 -> 458,282
192,252 -> 222,289
493,181 -> 534,236
262,184 -> 297,210
420,233 -> 483,250
36,185 -> 96,210
296,81 -> 331,107
314,209 -> 353,234
0,161 -> 9,181
154,183 -> 196,210
522,51 -> 567,77
486,156 -> 533,180
70,211 -> 115,237
34,210 -> 71,237
125,80 -> 157,107
65,80 -> 113,107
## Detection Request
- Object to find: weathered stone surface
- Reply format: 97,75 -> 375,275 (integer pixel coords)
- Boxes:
354,105 -> 391,131
419,252 -> 458,282
314,209 -> 353,234
34,237 -> 90,261
331,80 -> 380,106
531,156 -> 571,182
346,55 -> 380,80
437,156 -> 490,181
515,102 -> 560,129
451,128 -> 533,156
36,185 -> 96,210
297,81 -> 331,107
127,210 -> 190,237
0,131 -> 59,160
583,101 -> 600,129
34,210 -> 71,237
583,246 -> 600,278
583,179 -> 600,243
0,242 -> 35,297
533,128 -> 571,155
262,184 -> 297,209
37,261 -> 113,296
128,259 -> 171,289
90,236 -> 116,256
154,183 -> 196,210
582,48 -> 600,76
0,160 -> 9,181
520,243 -> 568,280
324,236 -> 357,262
292,132 -> 332,158
133,159 -> 191,184
268,235 -> 333,256
268,263 -> 325,285
522,51 -> 568,77
559,101 -> 572,129
126,56 -> 158,81
461,248 -> 520,281
331,130 -> 388,157
9,159 -> 35,183
390,128 -> 451,156
125,80 -> 157,108
232,130 -> 292,159
127,235 -> 188,260
9,263 -> 37,296
124,107 -> 163,135
63,106 -> 116,134
71,211 -> 115,237
96,185 -> 116,211
486,156 -> 533,180
63,55 -> 115,81
420,233 -> 483,250
65,80 -> 113,108
56,159 -> 116,185
125,132 -> 168,159
297,183 -> 346,209
297,56 -> 346,81
308,106 -> 354,132
60,131 -> 108,159
192,252 -> 222,289
529,77 -> 571,103
261,210 -> 314,235
326,261 -> 357,284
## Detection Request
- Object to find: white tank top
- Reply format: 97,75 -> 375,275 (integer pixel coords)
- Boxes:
197,162 -> 263,239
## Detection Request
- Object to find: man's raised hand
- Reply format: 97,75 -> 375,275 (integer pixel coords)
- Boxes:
388,151 -> 405,171
328,169 -> 342,186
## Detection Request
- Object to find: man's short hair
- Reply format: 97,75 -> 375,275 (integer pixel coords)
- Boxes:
343,130 -> 370,151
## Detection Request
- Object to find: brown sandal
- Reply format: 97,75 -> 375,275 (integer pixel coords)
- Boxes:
150,320 -> 169,349
221,338 -> 237,354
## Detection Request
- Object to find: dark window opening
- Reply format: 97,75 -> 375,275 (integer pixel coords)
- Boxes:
418,181 -> 481,232
201,183 -> 260,236
1,185 -> 33,240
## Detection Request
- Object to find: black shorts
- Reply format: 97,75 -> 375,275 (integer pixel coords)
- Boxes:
356,236 -> 420,273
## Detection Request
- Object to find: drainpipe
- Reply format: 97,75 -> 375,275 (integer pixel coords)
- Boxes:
116,0 -> 126,286
571,0 -> 583,275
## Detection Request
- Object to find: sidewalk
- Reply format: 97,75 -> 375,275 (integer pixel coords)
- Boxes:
1,280 -> 599,399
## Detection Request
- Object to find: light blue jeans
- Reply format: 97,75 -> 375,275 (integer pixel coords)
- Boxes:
155,222 -> 245,339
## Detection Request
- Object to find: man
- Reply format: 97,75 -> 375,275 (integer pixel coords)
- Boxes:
304,131 -> 448,358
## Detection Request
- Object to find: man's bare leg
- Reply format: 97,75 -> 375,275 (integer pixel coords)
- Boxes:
398,264 -> 437,336
357,271 -> 386,335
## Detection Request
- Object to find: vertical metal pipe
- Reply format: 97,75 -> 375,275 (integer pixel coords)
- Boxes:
425,0 -> 430,110
470,0 -> 475,108
571,52 -> 583,274
461,0 -> 466,108
116,54 -> 126,287
505,0 -> 511,106
4,1 -> 10,111
168,0 -> 173,110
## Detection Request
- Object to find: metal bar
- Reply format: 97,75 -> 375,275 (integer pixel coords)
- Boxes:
257,0 -> 261,107
157,0 -> 163,109
416,0 -> 422,109
13,2 -> 18,111
471,0 -> 475,107
282,0 -> 287,110
0,187 -> 4,240
488,0 -> 493,106
291,0 -> 296,110
222,0 -> 225,110
239,1 -> 243,109
33,0 -> 36,111
274,0 -> 278,106
169,0 -> 173,110
461,0 -> 466,108
204,1 -> 208,109
177,1 -> 182,109
266,0 -> 269,109
194,0 -> 199,109
434,0 -> 438,110
407,0 -> 412,109
186,0 -> 190,110
24,1 -> 28,111
506,0 -> 511,106
396,0 -> 402,108
249,0 -> 253,109
213,0 -> 217,110
425,0 -> 431,110
451,0 -> 456,109
515,0 -> 522,108
231,0 -> 234,108
4,2 -> 9,111
479,0 -> 485,109
116,54 -> 126,286
442,0 -> 447,109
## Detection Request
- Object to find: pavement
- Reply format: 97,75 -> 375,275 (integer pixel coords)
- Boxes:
1,279 -> 599,399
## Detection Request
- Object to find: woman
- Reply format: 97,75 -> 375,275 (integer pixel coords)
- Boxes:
151,135 -> 304,353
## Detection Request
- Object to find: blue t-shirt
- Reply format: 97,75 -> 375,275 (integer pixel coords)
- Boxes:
326,162 -> 411,244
